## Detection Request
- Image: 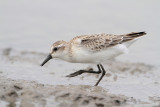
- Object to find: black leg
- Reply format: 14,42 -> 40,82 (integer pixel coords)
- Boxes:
66,65 -> 101,77
94,64 -> 106,86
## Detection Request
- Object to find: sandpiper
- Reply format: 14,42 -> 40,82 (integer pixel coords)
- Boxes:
41,32 -> 146,86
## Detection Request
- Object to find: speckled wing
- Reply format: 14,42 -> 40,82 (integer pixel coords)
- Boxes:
80,32 -> 146,51
80,34 -> 123,51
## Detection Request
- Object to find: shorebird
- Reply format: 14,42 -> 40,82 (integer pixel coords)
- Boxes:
41,32 -> 146,86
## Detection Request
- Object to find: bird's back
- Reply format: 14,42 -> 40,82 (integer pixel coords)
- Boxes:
71,32 -> 146,51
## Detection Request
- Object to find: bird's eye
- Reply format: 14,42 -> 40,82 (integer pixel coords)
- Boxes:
53,47 -> 58,51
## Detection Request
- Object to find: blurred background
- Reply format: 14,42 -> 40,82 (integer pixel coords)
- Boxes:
0,0 -> 160,65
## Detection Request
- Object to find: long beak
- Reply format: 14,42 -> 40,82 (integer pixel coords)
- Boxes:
40,54 -> 52,66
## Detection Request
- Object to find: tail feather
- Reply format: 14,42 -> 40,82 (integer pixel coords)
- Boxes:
126,32 -> 146,37
122,31 -> 146,42
120,31 -> 146,47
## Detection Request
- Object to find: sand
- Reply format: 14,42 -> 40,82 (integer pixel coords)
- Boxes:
0,48 -> 160,107
0,76 -> 129,107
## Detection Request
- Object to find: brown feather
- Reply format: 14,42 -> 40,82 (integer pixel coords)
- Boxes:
70,32 -> 146,51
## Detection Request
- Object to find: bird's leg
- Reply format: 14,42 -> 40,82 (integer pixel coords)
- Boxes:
94,64 -> 106,86
66,65 -> 101,77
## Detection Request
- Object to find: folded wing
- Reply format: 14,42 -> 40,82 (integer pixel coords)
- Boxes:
80,32 -> 146,51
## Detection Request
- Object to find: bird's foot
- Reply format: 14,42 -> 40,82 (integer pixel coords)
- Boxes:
66,68 -> 101,77
66,70 -> 85,77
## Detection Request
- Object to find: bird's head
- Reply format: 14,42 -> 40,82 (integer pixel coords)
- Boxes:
41,40 -> 67,66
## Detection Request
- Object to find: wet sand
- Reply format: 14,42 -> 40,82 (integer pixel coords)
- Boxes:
0,48 -> 160,107
0,76 -> 129,107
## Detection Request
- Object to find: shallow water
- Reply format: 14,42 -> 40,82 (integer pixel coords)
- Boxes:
0,0 -> 160,106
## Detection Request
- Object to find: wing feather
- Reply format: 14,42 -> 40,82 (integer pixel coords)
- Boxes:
72,32 -> 146,51
80,34 -> 123,51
